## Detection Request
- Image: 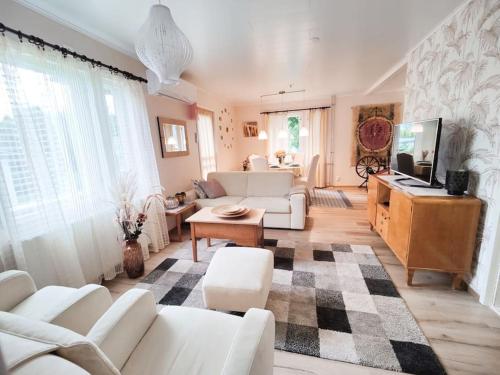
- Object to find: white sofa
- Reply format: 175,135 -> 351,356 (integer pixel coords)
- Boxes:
196,171 -> 307,230
0,270 -> 112,335
0,288 -> 275,375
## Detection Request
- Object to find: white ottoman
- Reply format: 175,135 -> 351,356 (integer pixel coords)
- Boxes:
202,247 -> 274,312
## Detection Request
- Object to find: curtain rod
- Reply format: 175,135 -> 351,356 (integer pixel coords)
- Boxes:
260,105 -> 331,115
0,22 -> 147,83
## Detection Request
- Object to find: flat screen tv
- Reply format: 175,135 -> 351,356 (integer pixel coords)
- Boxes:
390,118 -> 442,187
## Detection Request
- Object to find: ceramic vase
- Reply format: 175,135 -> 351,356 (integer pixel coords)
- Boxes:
123,239 -> 144,278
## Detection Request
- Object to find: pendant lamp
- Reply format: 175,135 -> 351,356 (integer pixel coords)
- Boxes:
135,4 -> 193,85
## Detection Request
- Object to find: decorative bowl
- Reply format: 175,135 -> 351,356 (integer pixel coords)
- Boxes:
165,196 -> 179,209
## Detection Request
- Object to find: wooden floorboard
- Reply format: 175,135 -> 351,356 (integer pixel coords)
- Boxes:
104,187 -> 500,375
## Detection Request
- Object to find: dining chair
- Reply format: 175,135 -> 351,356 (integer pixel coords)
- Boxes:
295,154 -> 320,198
249,155 -> 269,171
268,156 -> 279,166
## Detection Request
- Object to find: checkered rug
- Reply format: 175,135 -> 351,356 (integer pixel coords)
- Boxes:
311,189 -> 353,208
136,239 -> 445,375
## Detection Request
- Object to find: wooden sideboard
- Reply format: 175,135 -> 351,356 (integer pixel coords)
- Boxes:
368,174 -> 481,288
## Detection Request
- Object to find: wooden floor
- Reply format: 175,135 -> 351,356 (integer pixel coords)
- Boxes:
104,187 -> 500,375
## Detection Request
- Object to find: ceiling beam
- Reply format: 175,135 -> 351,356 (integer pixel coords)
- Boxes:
363,57 -> 407,96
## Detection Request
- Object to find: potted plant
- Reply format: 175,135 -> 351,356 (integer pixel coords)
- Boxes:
113,175 -> 168,278
275,149 -> 286,164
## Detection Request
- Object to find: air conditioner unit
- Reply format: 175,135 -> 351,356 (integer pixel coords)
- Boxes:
146,69 -> 197,104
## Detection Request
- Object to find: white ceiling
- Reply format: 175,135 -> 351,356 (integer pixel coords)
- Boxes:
16,0 -> 464,105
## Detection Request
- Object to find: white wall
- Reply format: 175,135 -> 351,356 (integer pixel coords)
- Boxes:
403,0 -> 500,304
331,91 -> 404,186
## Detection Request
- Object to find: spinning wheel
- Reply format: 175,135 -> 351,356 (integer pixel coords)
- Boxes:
354,116 -> 393,188
356,156 -> 381,188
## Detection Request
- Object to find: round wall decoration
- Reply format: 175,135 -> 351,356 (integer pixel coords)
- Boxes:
217,107 -> 234,150
356,116 -> 393,153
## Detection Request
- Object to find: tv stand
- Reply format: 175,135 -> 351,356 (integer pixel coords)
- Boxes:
368,174 -> 481,288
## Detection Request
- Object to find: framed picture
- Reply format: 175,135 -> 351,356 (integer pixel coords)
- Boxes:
243,121 -> 259,137
157,117 -> 189,158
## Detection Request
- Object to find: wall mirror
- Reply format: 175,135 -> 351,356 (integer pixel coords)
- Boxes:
157,117 -> 189,158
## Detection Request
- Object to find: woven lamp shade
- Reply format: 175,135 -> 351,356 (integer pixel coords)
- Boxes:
135,4 -> 193,85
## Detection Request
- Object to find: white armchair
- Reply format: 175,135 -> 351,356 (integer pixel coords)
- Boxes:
1,288 -> 276,375
0,270 -> 112,335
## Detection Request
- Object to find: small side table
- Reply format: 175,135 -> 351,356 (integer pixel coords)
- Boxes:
165,202 -> 196,242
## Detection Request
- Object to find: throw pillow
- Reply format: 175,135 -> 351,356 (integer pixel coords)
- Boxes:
198,179 -> 226,199
192,179 -> 207,199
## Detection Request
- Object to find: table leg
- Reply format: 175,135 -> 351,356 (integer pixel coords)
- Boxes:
207,238 -> 211,247
259,220 -> 264,247
406,268 -> 415,286
452,273 -> 463,290
176,214 -> 183,242
190,224 -> 198,262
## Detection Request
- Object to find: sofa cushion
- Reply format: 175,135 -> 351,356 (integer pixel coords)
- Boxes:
10,286 -> 76,321
239,197 -> 291,214
12,354 -> 91,375
207,172 -> 247,196
121,306 -> 241,375
192,179 -> 207,199
198,179 -> 226,199
246,172 -> 293,197
196,196 -> 244,208
0,312 -> 119,375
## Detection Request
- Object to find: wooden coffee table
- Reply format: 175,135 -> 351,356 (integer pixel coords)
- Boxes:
186,207 -> 265,262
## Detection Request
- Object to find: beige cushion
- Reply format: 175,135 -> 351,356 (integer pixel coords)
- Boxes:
0,312 -> 119,375
207,172 -> 247,196
202,247 -> 274,312
199,179 -> 227,198
246,172 -> 293,197
122,306 -> 241,375
239,197 -> 290,214
196,196 -> 244,208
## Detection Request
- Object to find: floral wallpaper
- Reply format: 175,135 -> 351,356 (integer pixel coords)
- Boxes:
404,0 -> 500,295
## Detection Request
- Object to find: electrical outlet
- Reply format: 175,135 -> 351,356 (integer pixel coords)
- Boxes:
336,176 -> 341,182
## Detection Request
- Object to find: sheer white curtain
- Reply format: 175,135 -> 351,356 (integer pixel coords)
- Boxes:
266,113 -> 288,158
0,35 -> 167,287
197,109 -> 217,179
300,108 -> 330,187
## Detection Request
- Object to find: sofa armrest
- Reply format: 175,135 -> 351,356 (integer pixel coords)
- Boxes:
289,192 -> 306,230
0,271 -> 36,311
50,284 -> 113,336
86,289 -> 157,370
221,308 -> 275,375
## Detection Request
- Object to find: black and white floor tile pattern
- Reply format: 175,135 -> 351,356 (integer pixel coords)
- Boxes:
136,239 -> 446,375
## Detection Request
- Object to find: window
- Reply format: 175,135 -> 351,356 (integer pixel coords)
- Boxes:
287,115 -> 300,152
197,109 -> 216,179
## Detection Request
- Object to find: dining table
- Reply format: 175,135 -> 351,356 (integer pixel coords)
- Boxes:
268,163 -> 302,177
